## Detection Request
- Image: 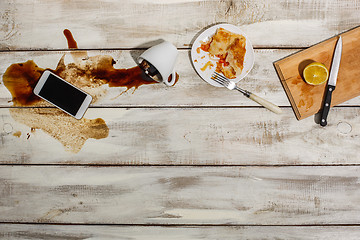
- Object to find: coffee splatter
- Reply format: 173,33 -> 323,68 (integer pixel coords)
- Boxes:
63,29 -> 78,49
10,108 -> 109,153
3,60 -> 44,106
13,131 -> 21,138
57,54 -> 157,93
2,29 -> 171,153
63,29 -> 89,62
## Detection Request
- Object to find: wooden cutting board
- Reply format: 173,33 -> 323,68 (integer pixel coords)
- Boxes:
274,26 -> 360,120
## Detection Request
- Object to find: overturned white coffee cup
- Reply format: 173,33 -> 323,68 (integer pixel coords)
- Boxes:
138,41 -> 178,86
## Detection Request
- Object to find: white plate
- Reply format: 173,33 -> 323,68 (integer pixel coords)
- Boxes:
191,23 -> 255,87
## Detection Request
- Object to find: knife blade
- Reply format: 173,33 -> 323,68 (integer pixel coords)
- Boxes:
320,36 -> 342,127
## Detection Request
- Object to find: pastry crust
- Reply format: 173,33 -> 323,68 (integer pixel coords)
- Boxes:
204,28 -> 246,79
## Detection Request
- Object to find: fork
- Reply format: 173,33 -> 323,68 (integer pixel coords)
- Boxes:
211,72 -> 282,114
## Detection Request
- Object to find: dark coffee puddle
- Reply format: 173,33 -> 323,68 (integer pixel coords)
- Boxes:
2,29 -> 174,153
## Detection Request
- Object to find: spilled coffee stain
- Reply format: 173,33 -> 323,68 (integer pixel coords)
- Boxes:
13,131 -> 21,138
63,29 -> 78,49
3,60 -> 44,106
63,29 -> 88,62
10,108 -> 109,153
54,54 -> 156,101
60,28 -> 158,93
2,29 -> 169,153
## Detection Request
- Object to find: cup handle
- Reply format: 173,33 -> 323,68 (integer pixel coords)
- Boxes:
163,71 -> 176,86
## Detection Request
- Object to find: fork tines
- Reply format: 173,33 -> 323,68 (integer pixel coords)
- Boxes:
213,71 -> 227,79
211,71 -> 228,84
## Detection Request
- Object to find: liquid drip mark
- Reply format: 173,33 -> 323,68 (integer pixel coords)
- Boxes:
63,29 -> 78,49
63,29 -> 88,61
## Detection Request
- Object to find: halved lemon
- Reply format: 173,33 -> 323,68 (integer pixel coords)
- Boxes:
303,62 -> 329,85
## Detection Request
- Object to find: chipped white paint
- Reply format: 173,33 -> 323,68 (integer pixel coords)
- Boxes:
0,0 -> 359,49
1,225 -> 360,240
1,108 -> 360,165
244,20 -> 328,47
161,209 -> 246,221
2,122 -> 13,133
1,166 -> 360,225
0,49 -> 288,107
337,121 -> 352,134
1,0 -> 360,238
2,49 -> 360,108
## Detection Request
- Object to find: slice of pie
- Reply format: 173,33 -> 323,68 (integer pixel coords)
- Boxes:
202,27 -> 246,79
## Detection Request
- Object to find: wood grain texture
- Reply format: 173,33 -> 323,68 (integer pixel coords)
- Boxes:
0,0 -> 359,50
1,224 -> 360,240
1,0 -> 360,237
1,107 -> 359,165
1,166 -> 360,225
0,49 -> 288,107
1,49 -> 360,108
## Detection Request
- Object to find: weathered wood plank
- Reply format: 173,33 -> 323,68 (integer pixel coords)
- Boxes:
1,49 -> 360,108
1,166 -> 360,224
1,224 -> 360,240
0,50 -> 286,106
0,107 -> 359,164
0,49 -> 288,107
0,0 -> 359,50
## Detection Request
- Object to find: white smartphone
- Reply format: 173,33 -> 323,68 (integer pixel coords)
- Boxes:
33,70 -> 92,119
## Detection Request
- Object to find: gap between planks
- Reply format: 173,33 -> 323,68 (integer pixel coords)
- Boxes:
2,164 -> 360,167
1,222 -> 360,227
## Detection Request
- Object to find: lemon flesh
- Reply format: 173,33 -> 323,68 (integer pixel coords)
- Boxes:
303,62 -> 329,85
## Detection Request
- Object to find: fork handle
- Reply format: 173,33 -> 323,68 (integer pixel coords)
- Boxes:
248,93 -> 282,114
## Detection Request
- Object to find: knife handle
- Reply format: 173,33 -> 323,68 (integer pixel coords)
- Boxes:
320,85 -> 335,127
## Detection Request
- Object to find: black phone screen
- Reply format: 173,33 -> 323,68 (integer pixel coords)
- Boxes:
38,74 -> 87,116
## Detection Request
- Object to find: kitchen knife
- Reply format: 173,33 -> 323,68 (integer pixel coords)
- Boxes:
320,36 -> 342,127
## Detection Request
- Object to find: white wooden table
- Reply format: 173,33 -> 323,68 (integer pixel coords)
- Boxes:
1,0 -> 360,239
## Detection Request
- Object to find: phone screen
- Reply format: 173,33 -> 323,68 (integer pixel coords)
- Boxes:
38,74 -> 87,116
